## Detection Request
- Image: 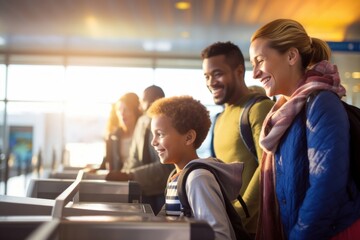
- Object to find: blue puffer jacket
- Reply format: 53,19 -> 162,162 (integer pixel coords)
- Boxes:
275,91 -> 360,240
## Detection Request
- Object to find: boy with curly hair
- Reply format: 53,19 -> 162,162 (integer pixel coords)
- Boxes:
148,95 -> 245,240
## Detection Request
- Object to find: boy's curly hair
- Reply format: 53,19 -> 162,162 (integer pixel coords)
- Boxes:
148,96 -> 211,149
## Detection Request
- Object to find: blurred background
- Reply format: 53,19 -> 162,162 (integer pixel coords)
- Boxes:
0,0 -> 359,195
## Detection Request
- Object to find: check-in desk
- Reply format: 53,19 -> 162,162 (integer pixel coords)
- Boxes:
0,195 -> 54,216
1,170 -> 214,240
0,196 -> 154,240
0,171 -> 154,239
0,173 -> 154,218
47,171 -> 79,179
25,216 -> 215,240
47,169 -> 108,180
27,179 -> 142,203
0,195 -> 153,217
49,171 -> 153,218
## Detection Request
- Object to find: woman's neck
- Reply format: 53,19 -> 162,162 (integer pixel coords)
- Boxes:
283,71 -> 306,100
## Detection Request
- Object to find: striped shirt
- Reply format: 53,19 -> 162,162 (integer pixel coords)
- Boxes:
165,174 -> 182,216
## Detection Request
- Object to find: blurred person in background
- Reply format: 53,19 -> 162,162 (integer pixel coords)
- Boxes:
106,85 -> 174,214
89,92 -> 142,172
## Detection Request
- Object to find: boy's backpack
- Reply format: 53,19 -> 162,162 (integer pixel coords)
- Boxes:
210,94 -> 270,162
307,91 -> 360,191
176,162 -> 252,240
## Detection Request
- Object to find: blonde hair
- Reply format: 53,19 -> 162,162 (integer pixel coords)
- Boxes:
106,92 -> 142,135
251,19 -> 331,69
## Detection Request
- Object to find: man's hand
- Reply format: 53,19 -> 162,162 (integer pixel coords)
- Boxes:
83,167 -> 98,174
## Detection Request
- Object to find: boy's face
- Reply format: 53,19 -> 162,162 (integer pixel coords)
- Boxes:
151,114 -> 188,166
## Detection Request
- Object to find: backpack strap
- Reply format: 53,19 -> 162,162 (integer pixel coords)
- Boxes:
240,94 -> 270,162
210,112 -> 221,158
177,162 -> 250,218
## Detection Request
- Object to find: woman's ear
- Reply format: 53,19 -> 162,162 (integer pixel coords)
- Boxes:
288,47 -> 299,65
185,129 -> 196,146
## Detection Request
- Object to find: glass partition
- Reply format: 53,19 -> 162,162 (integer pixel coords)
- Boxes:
154,68 -> 213,105
64,66 -> 154,103
63,102 -> 109,167
0,64 -> 5,100
0,102 -> 4,155
6,102 -> 64,170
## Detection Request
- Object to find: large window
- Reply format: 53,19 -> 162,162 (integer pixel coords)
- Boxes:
63,66 -> 152,166
0,64 -> 5,100
2,63 -> 264,167
154,68 -> 213,105
0,102 -> 4,154
6,102 -> 64,168
0,65 -> 5,154
7,65 -> 65,101
64,66 -> 154,103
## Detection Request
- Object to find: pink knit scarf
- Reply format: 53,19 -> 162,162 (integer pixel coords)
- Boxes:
256,60 -> 346,239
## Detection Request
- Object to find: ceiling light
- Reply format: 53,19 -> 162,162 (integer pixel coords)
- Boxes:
143,41 -> 172,52
175,1 -> 191,10
353,84 -> 360,93
352,72 -> 360,79
181,31 -> 190,38
85,16 -> 98,27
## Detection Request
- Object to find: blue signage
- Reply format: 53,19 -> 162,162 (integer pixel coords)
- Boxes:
327,41 -> 360,52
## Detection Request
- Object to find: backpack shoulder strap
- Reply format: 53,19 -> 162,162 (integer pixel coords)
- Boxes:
177,165 -> 193,217
210,112 -> 221,158
240,94 -> 270,161
177,162 -> 250,218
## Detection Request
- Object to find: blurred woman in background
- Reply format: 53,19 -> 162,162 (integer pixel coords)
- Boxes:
92,92 -> 142,172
